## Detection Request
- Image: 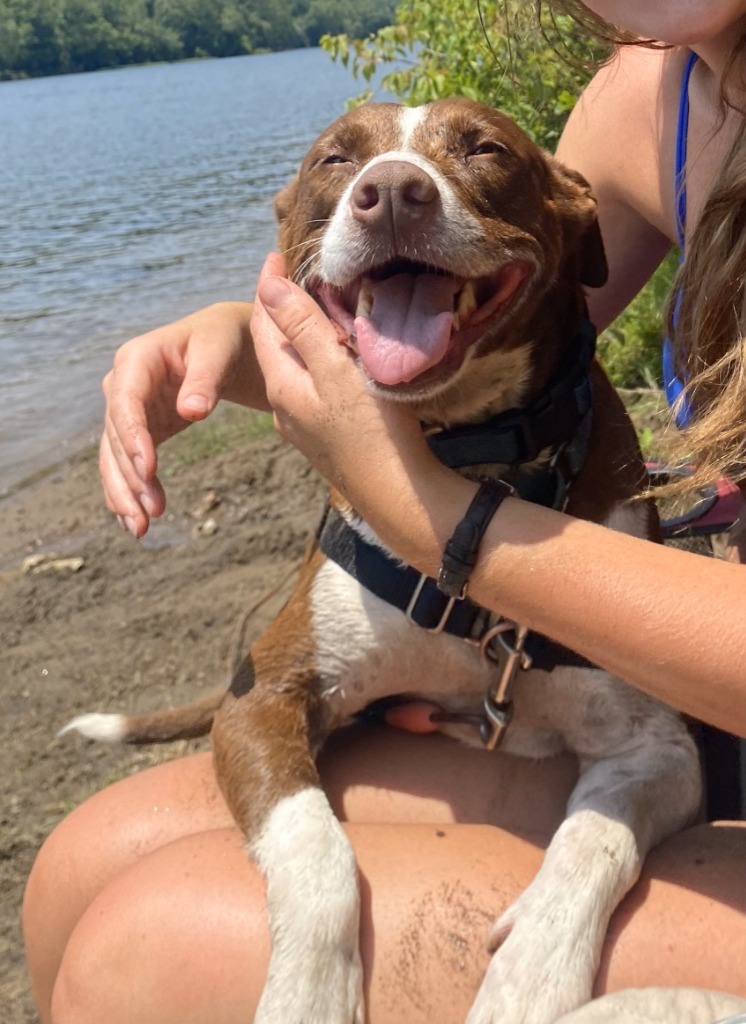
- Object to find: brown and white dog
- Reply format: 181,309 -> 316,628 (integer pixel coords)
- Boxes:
62,100 -> 701,1024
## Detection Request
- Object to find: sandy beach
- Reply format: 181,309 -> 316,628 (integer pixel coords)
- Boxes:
0,405 -> 325,1022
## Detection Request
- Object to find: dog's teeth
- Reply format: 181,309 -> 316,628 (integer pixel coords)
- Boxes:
456,280 -> 478,324
356,281 -> 373,318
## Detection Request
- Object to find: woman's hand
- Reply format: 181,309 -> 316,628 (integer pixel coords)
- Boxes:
252,254 -> 465,571
101,302 -> 260,537
252,254 -> 405,491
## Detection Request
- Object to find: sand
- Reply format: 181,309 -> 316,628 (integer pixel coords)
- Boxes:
0,405 -> 325,1022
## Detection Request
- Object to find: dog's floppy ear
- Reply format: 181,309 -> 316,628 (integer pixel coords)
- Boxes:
545,155 -> 608,289
274,173 -> 299,225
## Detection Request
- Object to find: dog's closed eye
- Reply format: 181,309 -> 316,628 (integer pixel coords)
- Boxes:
468,141 -> 511,159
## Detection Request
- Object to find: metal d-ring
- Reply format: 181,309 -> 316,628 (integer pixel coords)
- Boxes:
479,620 -> 532,750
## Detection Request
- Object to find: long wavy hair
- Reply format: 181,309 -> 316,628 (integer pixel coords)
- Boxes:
534,0 -> 746,490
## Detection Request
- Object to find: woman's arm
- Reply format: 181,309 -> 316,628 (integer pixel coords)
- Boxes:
464,497 -> 746,735
253,259 -> 746,738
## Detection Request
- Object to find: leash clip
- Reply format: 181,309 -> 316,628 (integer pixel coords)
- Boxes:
479,620 -> 532,750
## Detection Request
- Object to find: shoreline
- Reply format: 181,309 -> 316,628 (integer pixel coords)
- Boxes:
1,421 -> 102,503
0,46 -> 320,84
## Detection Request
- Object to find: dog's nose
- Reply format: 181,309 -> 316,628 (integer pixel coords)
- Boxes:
350,161 -> 438,232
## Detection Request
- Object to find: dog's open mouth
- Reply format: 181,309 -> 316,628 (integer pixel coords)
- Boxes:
316,259 -> 531,387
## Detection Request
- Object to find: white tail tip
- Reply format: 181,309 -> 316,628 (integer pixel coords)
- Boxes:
58,713 -> 127,743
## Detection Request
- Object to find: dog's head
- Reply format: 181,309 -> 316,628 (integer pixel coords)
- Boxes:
275,98 -> 606,420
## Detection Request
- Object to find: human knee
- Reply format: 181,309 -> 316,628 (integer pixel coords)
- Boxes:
51,927 -> 140,1024
50,827 -> 270,1024
49,872 -> 163,1024
49,950 -> 97,1024
23,814 -> 82,949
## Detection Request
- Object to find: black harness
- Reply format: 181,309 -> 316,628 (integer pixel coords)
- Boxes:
318,318 -> 598,675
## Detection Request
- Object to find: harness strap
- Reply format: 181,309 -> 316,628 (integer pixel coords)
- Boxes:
318,507 -> 487,639
426,318 -> 596,471
318,507 -> 593,670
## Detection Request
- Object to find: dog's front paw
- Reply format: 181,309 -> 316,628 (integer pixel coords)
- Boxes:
255,943 -> 365,1024
252,789 -> 365,1023
466,943 -> 593,1024
465,903 -> 596,1024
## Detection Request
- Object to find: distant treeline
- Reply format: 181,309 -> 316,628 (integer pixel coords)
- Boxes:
0,0 -> 397,78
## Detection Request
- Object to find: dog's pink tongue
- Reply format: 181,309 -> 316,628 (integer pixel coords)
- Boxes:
355,273 -> 459,385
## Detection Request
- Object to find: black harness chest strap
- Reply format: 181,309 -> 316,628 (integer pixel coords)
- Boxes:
317,507 -> 489,640
426,318 -> 596,471
317,507 -> 593,670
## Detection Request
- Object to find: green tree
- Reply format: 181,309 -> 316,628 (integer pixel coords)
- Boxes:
0,0 -> 380,76
0,0 -> 38,74
8,0 -> 64,76
298,0 -> 396,47
323,0 -> 601,149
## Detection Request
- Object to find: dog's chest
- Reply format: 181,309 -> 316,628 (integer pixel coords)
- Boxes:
308,557 -> 577,757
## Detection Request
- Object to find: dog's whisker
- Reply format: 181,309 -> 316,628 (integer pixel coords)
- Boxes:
294,250 -> 322,282
280,237 -> 323,258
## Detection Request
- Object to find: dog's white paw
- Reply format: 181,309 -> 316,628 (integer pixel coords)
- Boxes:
465,895 -> 596,1024
465,932 -> 594,1024
253,788 -> 365,1024
254,944 -> 365,1024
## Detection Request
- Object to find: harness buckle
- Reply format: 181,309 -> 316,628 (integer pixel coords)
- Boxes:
479,620 -> 532,750
405,573 -> 458,634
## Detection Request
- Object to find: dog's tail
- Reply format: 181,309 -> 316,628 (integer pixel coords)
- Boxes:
58,689 -> 224,745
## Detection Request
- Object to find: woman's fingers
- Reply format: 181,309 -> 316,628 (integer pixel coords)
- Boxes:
175,323 -> 241,421
99,432 -> 152,537
252,255 -> 449,571
254,261 -> 360,459
100,347 -> 173,530
259,286 -> 347,369
99,302 -> 257,537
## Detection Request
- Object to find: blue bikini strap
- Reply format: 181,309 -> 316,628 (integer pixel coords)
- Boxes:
675,50 -> 698,250
665,50 -> 698,426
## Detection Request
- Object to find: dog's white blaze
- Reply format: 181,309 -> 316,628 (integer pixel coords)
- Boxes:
319,148 -> 484,285
57,712 -> 126,743
252,787 -> 364,1024
398,104 -> 427,150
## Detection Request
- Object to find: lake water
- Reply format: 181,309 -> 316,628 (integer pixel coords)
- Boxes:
0,48 -> 382,492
